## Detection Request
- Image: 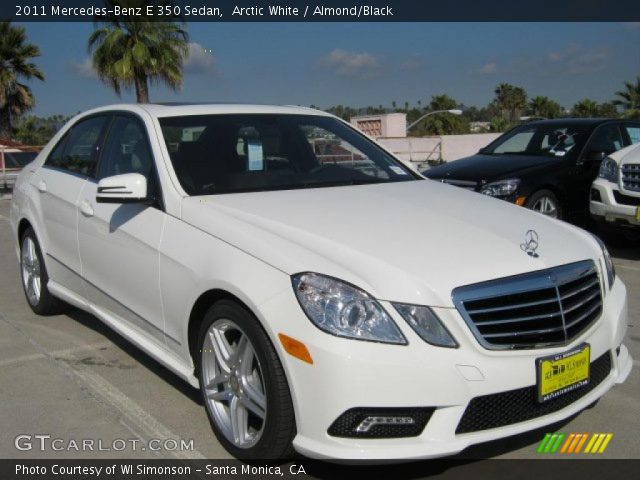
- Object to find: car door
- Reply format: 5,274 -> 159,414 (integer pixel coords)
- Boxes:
77,113 -> 167,346
31,115 -> 109,295
572,123 -> 626,212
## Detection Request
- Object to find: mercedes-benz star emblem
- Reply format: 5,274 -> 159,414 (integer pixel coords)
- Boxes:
520,230 -> 540,258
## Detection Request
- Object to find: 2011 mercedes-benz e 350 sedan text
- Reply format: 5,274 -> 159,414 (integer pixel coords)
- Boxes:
10,104 -> 632,460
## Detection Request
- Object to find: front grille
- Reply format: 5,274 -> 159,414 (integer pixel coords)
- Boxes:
621,163 -> 640,192
456,351 -> 612,434
327,407 -> 434,438
439,178 -> 478,190
452,261 -> 602,350
613,190 -> 640,206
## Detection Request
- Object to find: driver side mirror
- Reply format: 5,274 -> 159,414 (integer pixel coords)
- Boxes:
96,173 -> 148,204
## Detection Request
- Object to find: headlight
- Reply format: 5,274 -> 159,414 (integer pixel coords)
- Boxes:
292,273 -> 407,345
479,178 -> 520,197
592,235 -> 616,290
393,304 -> 458,348
598,157 -> 619,183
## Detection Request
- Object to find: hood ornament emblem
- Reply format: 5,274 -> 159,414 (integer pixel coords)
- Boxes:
520,230 -> 540,258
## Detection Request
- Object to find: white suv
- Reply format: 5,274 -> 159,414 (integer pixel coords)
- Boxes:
591,142 -> 640,230
10,104 -> 632,460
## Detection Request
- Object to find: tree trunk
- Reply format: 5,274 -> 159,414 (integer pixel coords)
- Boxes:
134,74 -> 150,103
0,107 -> 12,141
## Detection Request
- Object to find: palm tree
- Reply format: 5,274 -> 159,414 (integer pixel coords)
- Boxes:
528,96 -> 562,119
494,83 -> 527,123
571,99 -> 601,118
88,0 -> 189,103
0,22 -> 45,140
613,76 -> 640,119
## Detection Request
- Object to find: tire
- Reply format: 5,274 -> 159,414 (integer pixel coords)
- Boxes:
197,300 -> 296,460
20,227 -> 65,315
525,189 -> 563,220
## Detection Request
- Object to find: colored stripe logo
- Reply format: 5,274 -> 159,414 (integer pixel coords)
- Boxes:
537,433 -> 612,454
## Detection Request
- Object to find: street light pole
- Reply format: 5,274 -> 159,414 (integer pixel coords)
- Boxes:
406,109 -> 463,134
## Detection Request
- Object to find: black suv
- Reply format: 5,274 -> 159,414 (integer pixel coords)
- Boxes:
424,119 -> 640,221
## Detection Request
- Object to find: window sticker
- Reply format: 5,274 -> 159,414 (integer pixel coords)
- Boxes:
390,165 -> 408,175
247,139 -> 264,171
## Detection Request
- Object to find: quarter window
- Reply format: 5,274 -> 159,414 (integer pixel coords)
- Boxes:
46,116 -> 108,177
624,126 -> 640,145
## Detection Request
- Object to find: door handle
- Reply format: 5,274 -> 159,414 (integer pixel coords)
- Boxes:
37,180 -> 47,193
79,199 -> 94,217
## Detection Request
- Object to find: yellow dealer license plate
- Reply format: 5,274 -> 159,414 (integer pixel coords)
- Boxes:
537,344 -> 590,403
636,207 -> 640,221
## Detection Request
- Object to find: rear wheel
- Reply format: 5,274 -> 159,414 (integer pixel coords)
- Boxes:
197,300 -> 296,459
20,228 -> 65,315
525,189 -> 562,220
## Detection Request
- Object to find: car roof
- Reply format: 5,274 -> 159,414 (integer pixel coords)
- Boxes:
81,103 -> 333,119
522,118 -> 630,127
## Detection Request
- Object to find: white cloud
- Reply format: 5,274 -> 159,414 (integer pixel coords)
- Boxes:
547,44 -> 610,74
480,62 -> 497,74
318,49 -> 380,78
184,42 -> 215,74
70,57 -> 97,79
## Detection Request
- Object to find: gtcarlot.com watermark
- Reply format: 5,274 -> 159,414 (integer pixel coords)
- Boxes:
15,434 -> 194,452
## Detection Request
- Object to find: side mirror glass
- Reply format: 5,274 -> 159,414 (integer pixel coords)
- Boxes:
96,173 -> 148,204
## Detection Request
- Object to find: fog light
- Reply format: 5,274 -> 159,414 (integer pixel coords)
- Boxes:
591,188 -> 602,202
327,407 -> 434,438
356,416 -> 415,433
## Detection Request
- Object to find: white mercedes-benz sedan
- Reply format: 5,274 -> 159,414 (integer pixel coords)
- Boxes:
10,104 -> 632,460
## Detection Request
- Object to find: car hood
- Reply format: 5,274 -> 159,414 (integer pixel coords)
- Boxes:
424,154 -> 560,182
180,181 -> 600,307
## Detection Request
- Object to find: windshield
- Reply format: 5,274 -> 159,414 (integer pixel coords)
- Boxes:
158,114 -> 417,195
483,124 -> 588,158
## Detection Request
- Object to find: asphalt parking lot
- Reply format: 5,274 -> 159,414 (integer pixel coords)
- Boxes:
0,198 -> 638,462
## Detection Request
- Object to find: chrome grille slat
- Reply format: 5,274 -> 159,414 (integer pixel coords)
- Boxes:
621,163 -> 640,192
564,303 -> 601,329
562,289 -> 600,314
452,260 -> 602,350
483,324 -> 566,339
466,296 -> 558,314
560,278 -> 599,301
474,311 -> 562,326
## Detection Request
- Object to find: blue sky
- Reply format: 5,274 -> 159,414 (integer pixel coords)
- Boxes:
20,22 -> 640,116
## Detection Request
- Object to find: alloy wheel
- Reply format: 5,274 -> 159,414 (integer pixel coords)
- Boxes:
532,195 -> 558,218
201,319 -> 267,449
21,236 -> 41,306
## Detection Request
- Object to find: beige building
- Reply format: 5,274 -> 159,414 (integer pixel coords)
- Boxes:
350,113 -> 407,138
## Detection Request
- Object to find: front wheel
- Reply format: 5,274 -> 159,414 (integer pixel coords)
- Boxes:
20,228 -> 65,315
197,300 -> 296,459
525,189 -> 563,220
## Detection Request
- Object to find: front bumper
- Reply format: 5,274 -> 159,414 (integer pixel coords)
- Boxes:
261,276 -> 630,460
590,178 -> 640,228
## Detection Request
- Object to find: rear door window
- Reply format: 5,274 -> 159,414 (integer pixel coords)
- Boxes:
46,116 -> 109,177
